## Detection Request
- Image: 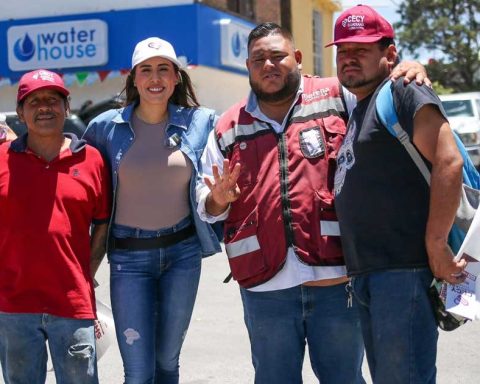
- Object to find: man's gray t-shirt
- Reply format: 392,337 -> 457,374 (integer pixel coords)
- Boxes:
334,78 -> 448,276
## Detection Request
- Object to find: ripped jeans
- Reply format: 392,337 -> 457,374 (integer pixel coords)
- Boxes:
109,218 -> 202,384
0,313 -> 98,384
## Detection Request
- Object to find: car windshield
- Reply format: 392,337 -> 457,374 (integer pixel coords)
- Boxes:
441,100 -> 475,118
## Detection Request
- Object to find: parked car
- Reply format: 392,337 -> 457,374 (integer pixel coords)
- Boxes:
439,92 -> 480,167
3,111 -> 87,138
76,95 -> 124,126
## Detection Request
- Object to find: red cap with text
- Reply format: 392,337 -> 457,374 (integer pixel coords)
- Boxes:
325,4 -> 394,47
17,69 -> 69,103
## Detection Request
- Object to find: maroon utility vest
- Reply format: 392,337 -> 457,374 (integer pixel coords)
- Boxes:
216,76 -> 348,288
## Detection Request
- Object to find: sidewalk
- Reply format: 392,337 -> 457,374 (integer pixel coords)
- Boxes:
2,248 -> 480,383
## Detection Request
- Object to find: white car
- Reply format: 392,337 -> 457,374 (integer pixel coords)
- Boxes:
440,92 -> 480,167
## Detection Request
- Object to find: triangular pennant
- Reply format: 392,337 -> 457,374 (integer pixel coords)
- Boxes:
97,70 -> 111,82
63,73 -> 77,87
75,72 -> 89,86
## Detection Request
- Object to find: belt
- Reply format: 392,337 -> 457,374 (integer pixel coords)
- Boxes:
110,224 -> 196,250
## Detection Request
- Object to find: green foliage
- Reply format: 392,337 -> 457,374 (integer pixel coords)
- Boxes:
431,81 -> 454,95
394,0 -> 480,92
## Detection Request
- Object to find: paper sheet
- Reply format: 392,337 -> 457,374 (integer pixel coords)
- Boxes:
445,209 -> 480,319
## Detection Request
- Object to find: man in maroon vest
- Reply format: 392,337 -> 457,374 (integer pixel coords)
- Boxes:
196,22 -> 428,383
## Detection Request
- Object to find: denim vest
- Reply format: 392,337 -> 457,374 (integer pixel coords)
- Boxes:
83,103 -> 222,257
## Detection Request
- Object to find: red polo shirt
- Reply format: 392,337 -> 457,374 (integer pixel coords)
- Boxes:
0,134 -> 111,319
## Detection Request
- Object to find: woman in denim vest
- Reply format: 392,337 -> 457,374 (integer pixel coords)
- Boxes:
83,37 -> 222,384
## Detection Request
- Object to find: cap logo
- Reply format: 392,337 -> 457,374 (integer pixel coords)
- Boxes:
32,70 -> 56,83
147,41 -> 163,50
341,15 -> 365,30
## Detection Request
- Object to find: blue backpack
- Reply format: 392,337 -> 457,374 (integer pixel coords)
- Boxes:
375,81 -> 480,255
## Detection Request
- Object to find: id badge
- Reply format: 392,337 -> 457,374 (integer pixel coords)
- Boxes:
299,127 -> 325,159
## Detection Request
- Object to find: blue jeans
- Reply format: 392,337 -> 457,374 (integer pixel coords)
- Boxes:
352,269 -> 438,384
240,283 -> 365,384
110,217 -> 202,384
0,313 -> 97,384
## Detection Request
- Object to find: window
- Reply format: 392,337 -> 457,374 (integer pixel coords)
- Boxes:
441,100 -> 474,118
312,10 -> 323,76
227,0 -> 255,19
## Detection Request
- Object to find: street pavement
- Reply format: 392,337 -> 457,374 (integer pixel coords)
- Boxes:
2,246 -> 480,383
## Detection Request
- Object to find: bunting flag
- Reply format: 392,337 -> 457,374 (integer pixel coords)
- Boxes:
97,70 -> 111,82
0,77 -> 11,87
75,72 -> 89,87
0,66 -> 197,90
62,73 -> 78,87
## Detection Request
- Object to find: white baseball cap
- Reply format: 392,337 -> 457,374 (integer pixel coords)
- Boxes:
131,37 -> 183,69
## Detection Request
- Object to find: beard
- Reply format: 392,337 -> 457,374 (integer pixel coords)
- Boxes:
250,70 -> 301,103
339,66 -> 388,92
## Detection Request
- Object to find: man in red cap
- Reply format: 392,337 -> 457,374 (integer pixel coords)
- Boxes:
0,69 -> 111,383
328,5 -> 465,383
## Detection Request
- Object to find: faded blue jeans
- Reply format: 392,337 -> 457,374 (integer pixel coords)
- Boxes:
352,268 -> 438,384
109,216 -> 201,384
240,283 -> 365,384
0,313 -> 97,384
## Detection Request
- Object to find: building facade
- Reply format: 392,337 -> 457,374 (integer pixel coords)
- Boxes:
0,0 -> 338,113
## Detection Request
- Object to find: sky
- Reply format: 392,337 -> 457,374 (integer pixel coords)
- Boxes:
340,0 -> 401,23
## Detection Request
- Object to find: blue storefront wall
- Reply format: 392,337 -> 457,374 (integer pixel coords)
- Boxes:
0,3 -> 254,82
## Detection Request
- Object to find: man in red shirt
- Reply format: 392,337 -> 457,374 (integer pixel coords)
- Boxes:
0,69 -> 111,384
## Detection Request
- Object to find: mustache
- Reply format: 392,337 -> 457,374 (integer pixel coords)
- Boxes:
341,64 -> 361,71
35,113 -> 56,119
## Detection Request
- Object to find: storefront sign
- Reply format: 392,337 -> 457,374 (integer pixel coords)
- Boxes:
8,19 -> 108,71
220,19 -> 250,71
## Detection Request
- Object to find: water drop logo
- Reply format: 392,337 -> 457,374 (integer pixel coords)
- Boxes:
231,32 -> 241,58
14,33 -> 35,62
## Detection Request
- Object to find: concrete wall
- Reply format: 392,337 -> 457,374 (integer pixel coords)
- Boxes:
290,0 -> 340,77
0,1 -> 252,114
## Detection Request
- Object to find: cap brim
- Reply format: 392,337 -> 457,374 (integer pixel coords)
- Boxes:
18,85 -> 70,102
132,54 -> 183,69
325,35 -> 386,48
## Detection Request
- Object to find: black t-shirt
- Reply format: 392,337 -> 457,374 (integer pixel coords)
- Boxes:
334,78 -> 448,275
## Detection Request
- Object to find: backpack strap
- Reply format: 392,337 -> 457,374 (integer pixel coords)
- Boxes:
376,81 -> 432,185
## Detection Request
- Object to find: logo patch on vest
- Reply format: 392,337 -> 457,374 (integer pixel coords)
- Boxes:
299,127 -> 325,159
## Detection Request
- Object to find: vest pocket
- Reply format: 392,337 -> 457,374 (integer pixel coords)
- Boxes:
322,115 -> 346,159
312,190 -> 344,265
229,140 -> 259,187
321,116 -> 347,189
224,209 -> 265,281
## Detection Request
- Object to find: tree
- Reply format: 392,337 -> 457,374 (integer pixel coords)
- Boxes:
394,0 -> 480,92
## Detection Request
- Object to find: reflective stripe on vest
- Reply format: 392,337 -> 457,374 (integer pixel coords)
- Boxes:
218,96 -> 345,151
218,121 -> 270,152
225,235 -> 261,258
320,220 -> 341,236
291,97 -> 346,122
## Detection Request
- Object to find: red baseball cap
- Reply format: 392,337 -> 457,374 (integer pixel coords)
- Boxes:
17,69 -> 69,103
325,4 -> 394,47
